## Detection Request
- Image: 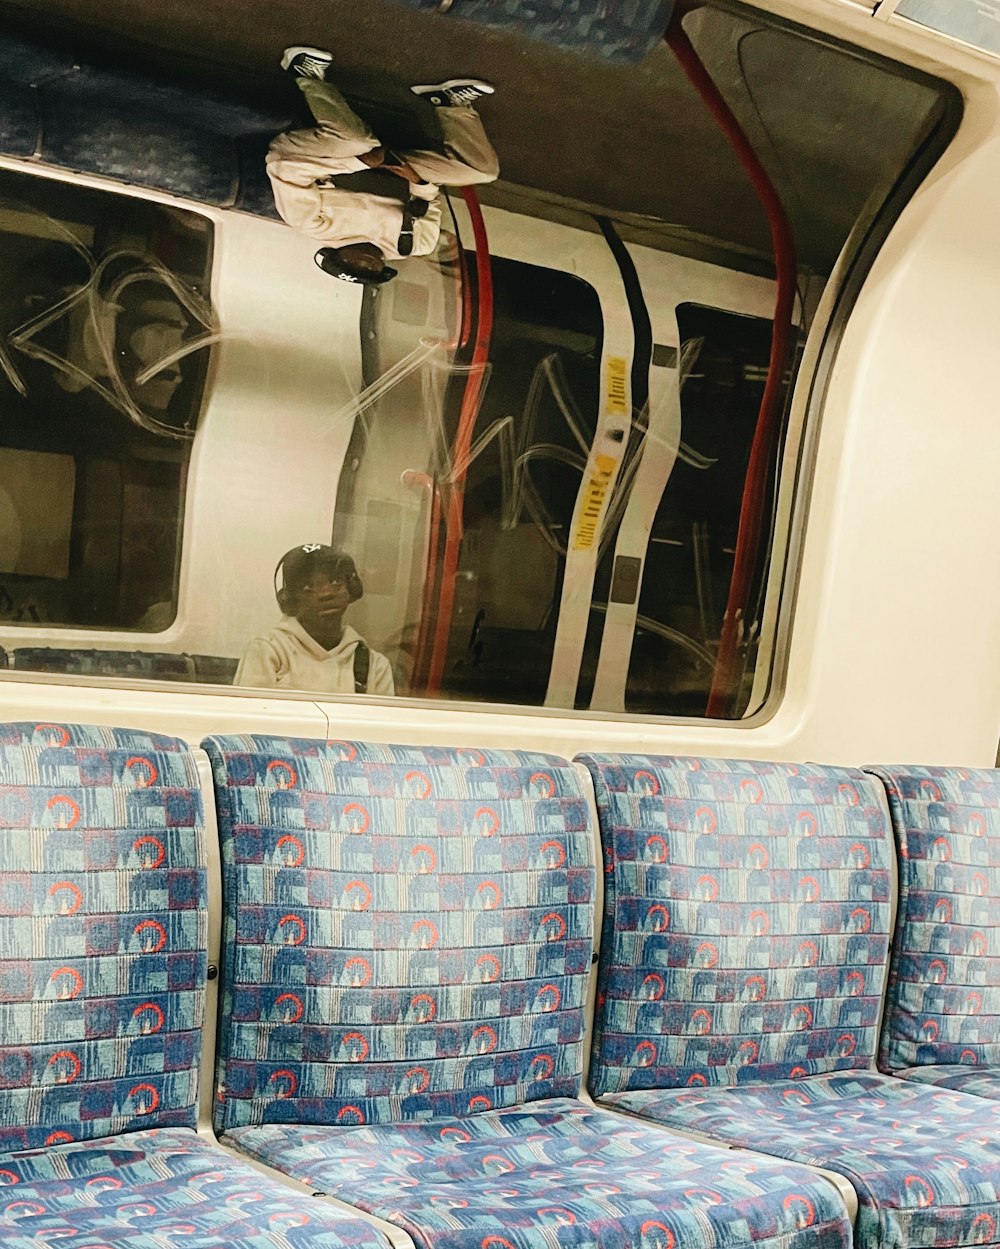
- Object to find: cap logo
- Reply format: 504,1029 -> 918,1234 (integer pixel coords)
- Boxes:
301,544 -> 323,553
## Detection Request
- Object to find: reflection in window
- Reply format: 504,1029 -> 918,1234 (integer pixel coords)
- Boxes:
0,1 -> 955,714
342,267 -> 781,716
412,257 -> 604,706
0,168 -> 212,637
625,305 -> 777,717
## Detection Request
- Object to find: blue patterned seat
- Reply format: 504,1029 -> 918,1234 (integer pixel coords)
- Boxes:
0,722 -> 390,1249
580,753 -> 1000,1249
0,1127 -> 386,1247
203,734 -> 854,1249
225,1099 -> 851,1249
599,1076 -> 1000,1249
383,0 -> 673,63
863,765 -> 1000,1099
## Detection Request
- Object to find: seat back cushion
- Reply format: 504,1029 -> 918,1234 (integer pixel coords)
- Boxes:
204,736 -> 595,1131
0,722 -> 207,1150
579,754 -> 894,1095
864,764 -> 999,1073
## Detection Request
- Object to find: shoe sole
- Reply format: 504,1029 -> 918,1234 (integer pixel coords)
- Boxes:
410,79 -> 494,95
280,46 -> 333,71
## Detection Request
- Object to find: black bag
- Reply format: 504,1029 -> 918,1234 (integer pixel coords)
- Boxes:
353,641 -> 370,694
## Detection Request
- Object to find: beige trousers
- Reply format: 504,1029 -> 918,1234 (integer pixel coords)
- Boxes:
268,77 -> 500,188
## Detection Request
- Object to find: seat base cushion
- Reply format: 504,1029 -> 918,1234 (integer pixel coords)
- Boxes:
891,1065 -> 1000,1100
0,1126 -> 388,1248
600,1074 -> 1000,1249
224,1096 -> 852,1249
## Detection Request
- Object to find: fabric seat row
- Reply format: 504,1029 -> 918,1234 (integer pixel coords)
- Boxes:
0,723 -> 996,1249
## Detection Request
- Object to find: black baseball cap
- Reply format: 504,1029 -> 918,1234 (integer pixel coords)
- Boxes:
279,544 -> 358,592
314,247 -> 398,286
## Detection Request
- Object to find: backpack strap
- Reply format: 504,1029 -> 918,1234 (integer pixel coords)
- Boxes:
353,640 -> 370,694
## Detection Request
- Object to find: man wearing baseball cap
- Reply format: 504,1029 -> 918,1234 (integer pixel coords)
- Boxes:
267,45 -> 500,287
235,544 -> 394,695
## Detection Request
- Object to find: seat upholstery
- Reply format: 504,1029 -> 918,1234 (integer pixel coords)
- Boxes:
886,1065 -> 1000,1097
0,33 -> 291,208
0,721 -> 392,1249
381,0 -> 673,63
203,735 -> 853,1249
204,735 -> 596,1130
579,752 -> 1000,1249
0,722 -> 207,1150
0,1127 -> 387,1248
580,753 -> 894,1092
225,1099 -> 852,1249
864,765 -> 999,1096
602,1076 -> 1000,1249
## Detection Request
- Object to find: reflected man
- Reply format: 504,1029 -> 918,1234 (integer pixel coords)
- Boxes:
236,544 -> 394,695
267,45 -> 499,286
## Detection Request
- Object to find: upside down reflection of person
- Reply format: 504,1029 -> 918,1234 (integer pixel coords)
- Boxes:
266,45 -> 500,286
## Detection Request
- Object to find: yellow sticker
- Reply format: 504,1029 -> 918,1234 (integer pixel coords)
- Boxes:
573,460 -> 615,551
606,356 -> 628,416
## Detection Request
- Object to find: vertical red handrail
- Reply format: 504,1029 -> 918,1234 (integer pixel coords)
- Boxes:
424,187 -> 494,694
410,204 -> 477,689
665,13 -> 797,718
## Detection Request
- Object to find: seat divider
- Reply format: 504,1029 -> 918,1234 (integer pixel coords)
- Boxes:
194,747 -> 225,1142
573,760 -> 604,1105
865,772 -> 901,1069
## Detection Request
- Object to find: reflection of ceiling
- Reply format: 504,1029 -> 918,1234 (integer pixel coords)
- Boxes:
0,0 -> 953,273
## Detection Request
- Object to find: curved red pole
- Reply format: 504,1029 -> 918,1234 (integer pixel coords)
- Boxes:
424,187 -> 494,694
665,14 -> 797,718
411,196 -> 479,689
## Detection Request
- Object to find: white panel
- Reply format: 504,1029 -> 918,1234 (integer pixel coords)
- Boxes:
887,0 -> 1000,57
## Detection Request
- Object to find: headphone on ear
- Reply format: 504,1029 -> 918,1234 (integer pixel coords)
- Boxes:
273,545 -> 364,613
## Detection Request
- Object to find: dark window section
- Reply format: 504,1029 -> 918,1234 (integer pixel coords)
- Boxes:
427,255 -> 603,706
624,303 -> 781,717
0,167 -> 213,634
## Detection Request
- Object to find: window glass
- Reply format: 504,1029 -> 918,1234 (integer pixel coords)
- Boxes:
337,256 -> 604,704
0,168 -> 211,647
0,6 -> 954,716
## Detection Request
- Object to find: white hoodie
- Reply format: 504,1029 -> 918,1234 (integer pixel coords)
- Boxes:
235,617 -> 394,696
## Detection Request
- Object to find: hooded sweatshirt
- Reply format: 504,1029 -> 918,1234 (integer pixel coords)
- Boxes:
235,616 -> 394,696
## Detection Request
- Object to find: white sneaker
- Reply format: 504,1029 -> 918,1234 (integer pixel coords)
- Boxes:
410,78 -> 495,107
281,46 -> 334,80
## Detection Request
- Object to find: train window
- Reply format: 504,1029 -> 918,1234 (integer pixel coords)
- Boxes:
0,4 -> 956,716
0,167 -> 212,634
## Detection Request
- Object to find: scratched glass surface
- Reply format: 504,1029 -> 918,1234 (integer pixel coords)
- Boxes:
331,264 -> 775,714
0,171 -> 777,713
0,169 -> 211,640
0,49 -> 940,718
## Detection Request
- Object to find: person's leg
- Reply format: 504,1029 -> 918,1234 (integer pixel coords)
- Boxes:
267,78 -> 380,184
297,78 -> 375,137
402,107 -> 500,187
